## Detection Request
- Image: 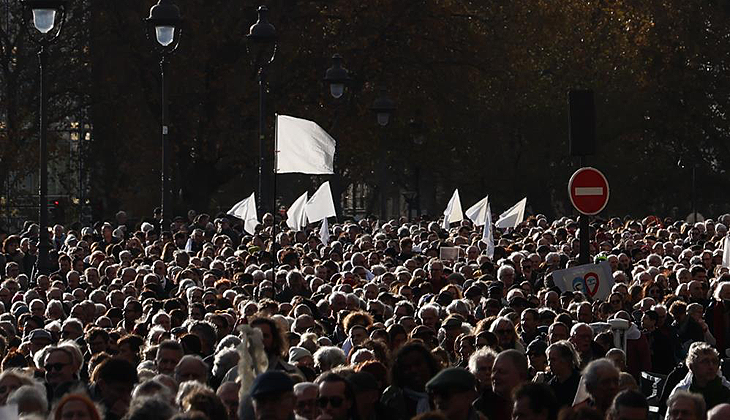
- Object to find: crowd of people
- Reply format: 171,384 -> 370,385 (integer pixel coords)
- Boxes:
0,208 -> 729,420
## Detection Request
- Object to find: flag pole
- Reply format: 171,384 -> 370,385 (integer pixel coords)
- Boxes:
272,113 -> 278,270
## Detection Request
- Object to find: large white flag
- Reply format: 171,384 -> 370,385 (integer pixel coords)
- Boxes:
287,191 -> 309,232
276,115 -> 336,174
442,189 -> 463,230
320,218 -> 330,246
306,181 -> 337,222
723,235 -> 730,268
227,192 -> 259,235
495,197 -> 527,229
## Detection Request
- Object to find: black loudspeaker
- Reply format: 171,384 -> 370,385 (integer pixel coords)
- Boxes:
569,90 -> 596,156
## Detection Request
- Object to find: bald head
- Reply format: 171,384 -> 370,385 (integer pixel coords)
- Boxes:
709,403 -> 730,420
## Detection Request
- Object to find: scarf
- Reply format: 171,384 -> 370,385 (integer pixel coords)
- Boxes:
403,387 -> 431,414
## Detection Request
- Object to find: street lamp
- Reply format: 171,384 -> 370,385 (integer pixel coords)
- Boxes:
370,88 -> 395,127
370,88 -> 395,218
409,115 -> 425,218
145,0 -> 182,231
677,157 -> 698,223
21,0 -> 67,276
323,54 -> 351,218
247,5 -> 277,214
324,54 -> 350,99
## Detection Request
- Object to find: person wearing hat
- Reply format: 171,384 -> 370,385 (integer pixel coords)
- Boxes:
487,282 -> 505,303
440,315 -> 465,362
426,368 -> 483,420
246,371 -> 297,420
289,346 -> 315,378
215,216 -> 240,247
410,325 -> 438,350
27,328 -> 52,359
526,339 -> 548,379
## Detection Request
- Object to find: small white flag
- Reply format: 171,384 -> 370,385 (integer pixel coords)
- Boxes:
723,235 -> 730,268
465,196 -> 494,259
484,201 -> 495,259
495,197 -> 527,229
286,191 -> 309,232
320,218 -> 330,246
441,189 -> 463,230
276,115 -> 336,174
306,181 -> 337,223
465,195 -> 490,226
227,192 -> 259,235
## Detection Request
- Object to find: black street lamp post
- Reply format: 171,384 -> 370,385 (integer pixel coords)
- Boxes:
145,0 -> 182,232
370,89 -> 395,219
323,54 -> 351,218
22,0 -> 67,276
678,158 -> 698,222
409,116 -> 425,219
247,6 -> 277,214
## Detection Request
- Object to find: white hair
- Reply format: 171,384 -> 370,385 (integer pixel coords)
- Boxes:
350,348 -> 375,364
446,299 -> 471,316
468,347 -> 498,375
7,384 -> 47,415
497,265 -> 515,281
583,358 -> 618,392
313,346 -> 346,371
714,281 -> 730,301
418,303 -> 441,320
293,382 -> 318,397
212,347 -> 239,378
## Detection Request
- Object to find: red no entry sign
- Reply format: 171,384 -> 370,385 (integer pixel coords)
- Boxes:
569,167 -> 609,215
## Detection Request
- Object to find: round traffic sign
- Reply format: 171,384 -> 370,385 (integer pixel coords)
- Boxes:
568,167 -> 609,215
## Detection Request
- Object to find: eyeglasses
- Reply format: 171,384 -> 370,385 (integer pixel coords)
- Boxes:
317,396 -> 344,408
45,362 -> 68,372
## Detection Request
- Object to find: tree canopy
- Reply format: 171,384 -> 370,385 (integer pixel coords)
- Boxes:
3,0 -> 730,223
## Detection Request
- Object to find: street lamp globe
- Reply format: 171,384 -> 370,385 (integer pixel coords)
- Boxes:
247,5 -> 277,67
33,9 -> 55,33
324,54 -> 350,99
146,0 -> 182,49
24,0 -> 66,35
370,89 -> 396,127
